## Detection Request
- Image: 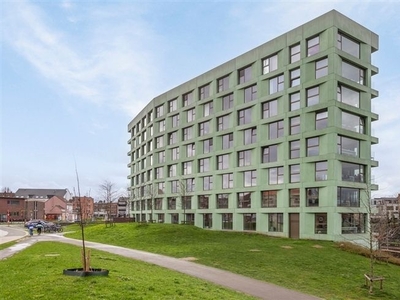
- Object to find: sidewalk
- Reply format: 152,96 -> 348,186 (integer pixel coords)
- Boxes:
0,234 -> 321,300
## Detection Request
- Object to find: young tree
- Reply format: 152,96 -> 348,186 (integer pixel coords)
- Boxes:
145,183 -> 158,222
178,179 -> 192,224
99,180 -> 119,225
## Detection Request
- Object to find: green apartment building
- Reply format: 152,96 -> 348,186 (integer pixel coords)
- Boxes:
127,10 -> 379,242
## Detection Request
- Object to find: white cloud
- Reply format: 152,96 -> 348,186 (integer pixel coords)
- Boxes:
2,1 -> 161,117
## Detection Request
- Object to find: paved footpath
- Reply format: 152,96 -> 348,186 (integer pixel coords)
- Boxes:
0,230 -> 320,300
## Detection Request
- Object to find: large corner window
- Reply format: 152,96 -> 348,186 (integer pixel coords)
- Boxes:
337,136 -> 359,157
337,32 -> 360,58
341,213 -> 366,234
337,85 -> 360,107
342,61 -> 365,85
337,187 -> 360,207
341,162 -> 364,182
341,111 -> 364,134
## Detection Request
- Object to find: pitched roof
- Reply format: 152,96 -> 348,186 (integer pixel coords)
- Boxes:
15,188 -> 70,199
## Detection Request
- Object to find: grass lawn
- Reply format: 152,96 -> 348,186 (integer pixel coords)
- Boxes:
63,223 -> 400,300
0,241 -> 255,300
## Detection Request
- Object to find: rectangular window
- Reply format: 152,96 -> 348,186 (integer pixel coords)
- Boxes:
269,213 -> 283,232
156,105 -> 164,117
182,126 -> 193,141
156,136 -> 164,148
238,65 -> 252,84
315,213 -> 327,234
182,91 -> 193,107
182,161 -> 193,175
262,144 -> 278,163
203,138 -> 213,153
307,137 -> 319,156
341,162 -> 364,182
290,164 -> 300,183
168,164 -> 177,177
315,58 -> 328,78
203,101 -> 213,117
307,35 -> 320,56
155,167 -> 163,179
315,110 -> 328,130
171,147 -> 180,160
217,114 -> 231,131
237,192 -> 251,208
337,85 -> 360,107
290,68 -> 300,87
269,74 -> 284,94
269,167 -> 284,185
217,154 -> 230,170
290,44 -> 300,63
289,188 -> 300,207
238,108 -> 252,125
337,187 -> 360,207
262,99 -> 278,118
244,85 -> 257,102
158,150 -> 165,163
199,84 -> 210,100
289,140 -> 300,159
222,173 -> 233,189
262,53 -> 278,74
186,143 -> 195,157
307,86 -> 319,106
222,213 -> 233,229
186,108 -> 195,122
337,136 -> 359,157
341,213 -> 366,234
306,188 -> 319,207
158,120 -> 165,132
199,157 -> 210,172
217,194 -> 229,209
290,92 -> 300,111
269,120 -> 284,139
342,61 -> 364,85
171,114 -> 180,128
203,176 -> 213,191
198,195 -> 209,209
222,93 -> 234,110
238,150 -> 251,167
171,180 -> 179,193
337,32 -> 360,58
341,111 -> 364,133
243,127 -> 257,145
244,170 -> 257,187
261,190 -> 277,207
168,131 -> 177,145
199,121 -> 210,136
243,213 -> 256,231
316,161 -> 328,181
186,178 -> 195,192
217,75 -> 229,92
222,133 -> 233,149
290,116 -> 300,135
158,182 -> 165,194
155,198 -> 162,210
167,197 -> 176,210
168,98 -> 178,112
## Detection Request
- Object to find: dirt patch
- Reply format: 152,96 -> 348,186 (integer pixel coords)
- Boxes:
249,249 -> 261,252
281,246 -> 293,249
181,257 -> 198,261
312,244 -> 324,249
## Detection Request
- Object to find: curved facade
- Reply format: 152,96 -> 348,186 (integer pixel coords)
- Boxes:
127,10 -> 379,241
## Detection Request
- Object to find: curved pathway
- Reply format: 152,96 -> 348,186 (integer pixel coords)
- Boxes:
0,229 -> 320,300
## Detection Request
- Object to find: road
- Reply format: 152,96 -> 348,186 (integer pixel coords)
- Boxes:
0,224 -> 27,244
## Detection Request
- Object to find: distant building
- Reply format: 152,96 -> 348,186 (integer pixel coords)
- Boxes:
44,196 -> 67,221
94,201 -> 118,219
0,192 -> 25,222
117,197 -> 129,217
15,188 -> 72,200
372,195 -> 400,220
71,196 -> 94,221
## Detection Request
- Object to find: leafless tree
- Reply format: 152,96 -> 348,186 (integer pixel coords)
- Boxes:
178,179 -> 191,224
1,187 -> 12,194
99,180 -> 119,225
145,183 -> 158,222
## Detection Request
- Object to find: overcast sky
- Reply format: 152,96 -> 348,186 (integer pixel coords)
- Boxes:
1,0 -> 399,200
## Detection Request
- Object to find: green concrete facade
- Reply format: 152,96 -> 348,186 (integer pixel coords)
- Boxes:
127,10 -> 379,242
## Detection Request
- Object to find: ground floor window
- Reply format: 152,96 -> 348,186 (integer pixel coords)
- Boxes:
222,213 -> 233,230
243,213 -> 256,231
203,213 -> 212,228
315,213 -> 327,234
157,213 -> 165,223
341,213 -> 366,234
185,213 -> 195,225
268,213 -> 283,232
171,213 -> 179,224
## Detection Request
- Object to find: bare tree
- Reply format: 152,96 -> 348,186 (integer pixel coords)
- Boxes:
145,183 -> 158,223
99,180 -> 119,226
178,179 -> 192,224
1,187 -> 12,194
